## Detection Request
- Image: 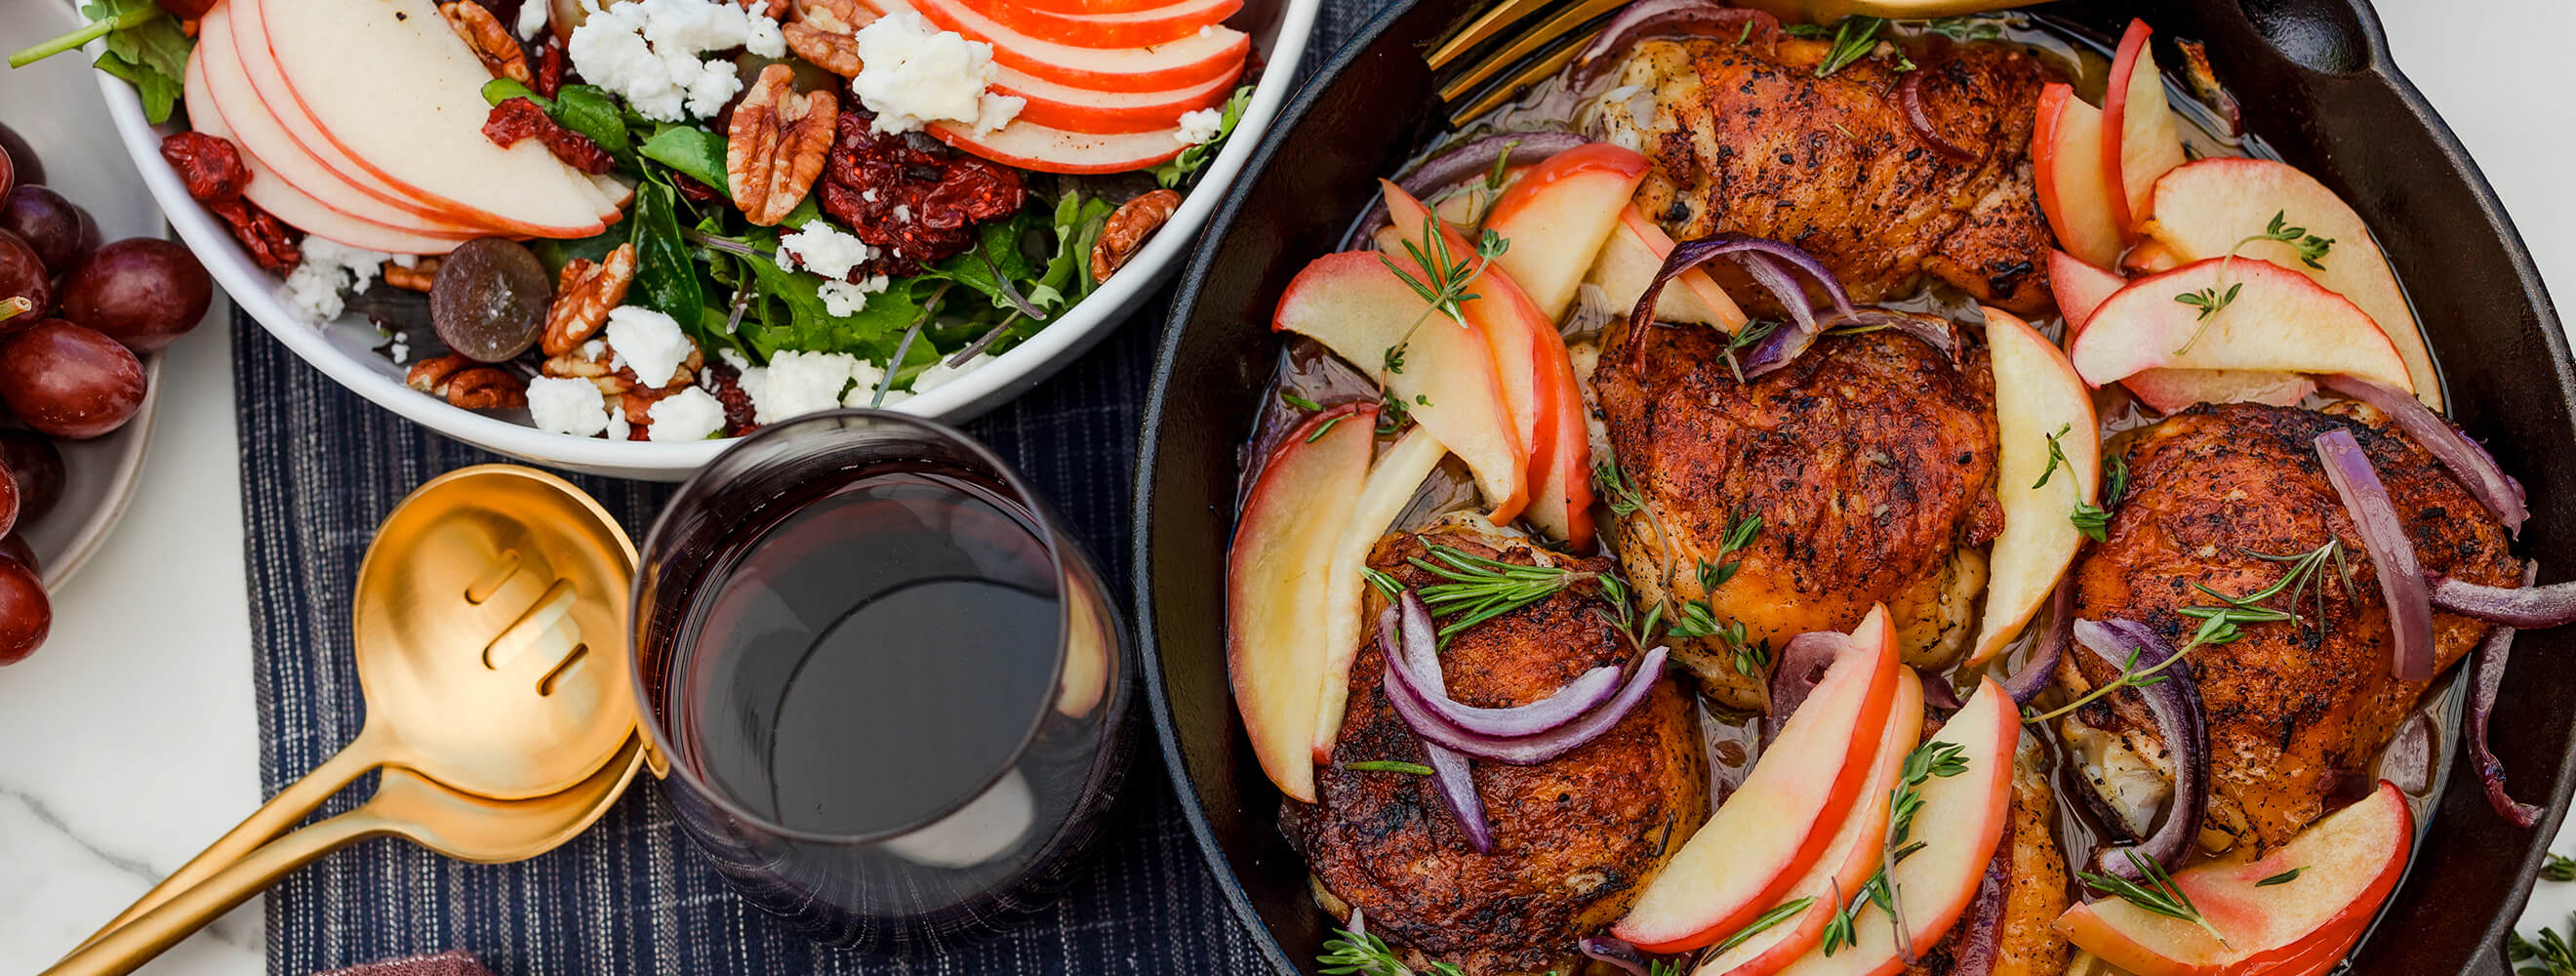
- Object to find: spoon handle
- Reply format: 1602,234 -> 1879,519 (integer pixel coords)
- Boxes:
43,803 -> 393,976
70,728 -> 385,951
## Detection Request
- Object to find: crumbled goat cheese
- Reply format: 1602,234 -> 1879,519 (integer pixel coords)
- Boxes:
388,337 -> 410,365
850,11 -> 1025,135
910,351 -> 993,395
647,386 -> 727,440
817,275 -> 891,316
1176,106 -> 1224,145
518,0 -> 550,40
894,204 -> 911,222
753,350 -> 861,423
528,376 -> 611,437
581,338 -> 608,360
602,306 -> 695,387
775,222 -> 877,279
569,0 -> 785,122
605,408 -> 631,440
279,238 -> 396,323
840,358 -> 906,408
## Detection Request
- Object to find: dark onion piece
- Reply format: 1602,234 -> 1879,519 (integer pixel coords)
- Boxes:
2469,561 -> 2544,827
1579,936 -> 1654,976
1389,605 -> 1630,737
1565,0 -> 1780,94
1380,593 -> 1670,764
2321,374 -> 2528,535
1424,736 -> 1491,853
2427,572 -> 2576,627
2072,619 -> 2207,880
1343,132 -> 1589,248
1918,669 -> 1963,710
1761,630 -> 1849,742
429,238 -> 551,363
1948,846 -> 2014,976
1897,71 -> 1977,161
1996,585 -> 2072,706
2314,428 -> 2435,681
1831,308 -> 1959,361
1628,232 -> 1855,374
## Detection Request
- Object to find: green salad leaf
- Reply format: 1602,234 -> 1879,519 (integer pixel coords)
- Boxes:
1149,85 -> 1254,189
640,124 -> 731,191
480,80 -> 635,158
11,1 -> 191,123
626,180 -> 712,347
1030,189 -> 1116,310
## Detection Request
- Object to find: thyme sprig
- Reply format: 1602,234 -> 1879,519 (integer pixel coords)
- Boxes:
2180,539 -> 2354,639
2071,455 -> 2129,543
2174,210 -> 2333,353
1319,927 -> 1466,976
1378,216 -> 1508,331
1821,742 -> 1969,957
2077,850 -> 2230,949
1712,897 -> 1819,956
2033,424 -> 2075,490
1720,319 -> 1783,384
2021,613 -> 2245,724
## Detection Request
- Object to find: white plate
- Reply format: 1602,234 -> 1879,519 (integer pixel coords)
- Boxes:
4,4 -> 175,589
95,0 -> 1318,480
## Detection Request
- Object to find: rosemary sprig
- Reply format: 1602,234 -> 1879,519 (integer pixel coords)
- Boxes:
1920,16 -> 2006,41
2514,917 -> 2576,976
1407,545 -> 1602,638
1341,760 -> 1434,775
1377,216 -> 1508,330
2546,853 -> 2576,883
2254,867 -> 2304,887
1593,459 -> 1685,639
1363,568 -> 1404,599
1712,896 -> 1819,956
1307,414 -> 1349,443
1821,742 -> 1968,956
2181,539 -> 2354,638
2077,850 -> 2230,949
1799,16 -> 1891,77
1281,391 -> 1323,411
1319,927 -> 1466,976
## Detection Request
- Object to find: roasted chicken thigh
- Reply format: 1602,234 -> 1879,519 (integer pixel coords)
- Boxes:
1588,34 -> 2056,314
1291,524 -> 1707,976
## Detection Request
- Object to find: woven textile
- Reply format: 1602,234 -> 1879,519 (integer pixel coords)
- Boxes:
237,7 -> 1391,968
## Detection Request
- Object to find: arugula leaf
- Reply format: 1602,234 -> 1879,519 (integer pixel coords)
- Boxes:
738,246 -> 942,364
639,124 -> 732,191
78,0 -> 190,123
1030,189 -> 1114,311
1149,86 -> 1254,189
916,209 -> 1044,309
626,180 -> 711,346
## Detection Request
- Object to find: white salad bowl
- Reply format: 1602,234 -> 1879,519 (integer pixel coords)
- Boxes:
94,0 -> 1317,480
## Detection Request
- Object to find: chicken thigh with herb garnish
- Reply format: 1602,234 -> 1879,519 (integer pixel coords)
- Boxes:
1289,522 -> 1707,976
2056,402 -> 2516,855
1593,324 -> 2003,712
1586,31 -> 2057,315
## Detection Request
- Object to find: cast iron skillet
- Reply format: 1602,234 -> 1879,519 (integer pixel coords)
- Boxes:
1136,1 -> 2576,973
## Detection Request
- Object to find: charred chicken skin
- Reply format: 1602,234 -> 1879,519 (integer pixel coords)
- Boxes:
1595,325 -> 2003,711
2060,402 -> 2517,855
1589,34 -> 2057,315
1291,524 -> 1707,976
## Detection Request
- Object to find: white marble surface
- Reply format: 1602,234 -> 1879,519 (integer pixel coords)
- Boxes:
0,1 -> 2569,975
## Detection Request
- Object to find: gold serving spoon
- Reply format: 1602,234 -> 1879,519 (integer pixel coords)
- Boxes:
74,465 -> 640,946
45,736 -> 649,976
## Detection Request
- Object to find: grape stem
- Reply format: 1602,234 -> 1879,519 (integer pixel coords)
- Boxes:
10,7 -> 165,69
0,297 -> 30,324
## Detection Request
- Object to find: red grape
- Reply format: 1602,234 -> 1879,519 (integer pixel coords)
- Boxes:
430,238 -> 550,361
0,186 -> 97,275
60,238 -> 213,352
0,554 -> 50,665
0,462 -> 21,541
0,320 -> 146,438
0,536 -> 39,578
0,125 -> 41,188
0,231 -> 49,314
0,431 -> 63,524
0,146 -> 12,201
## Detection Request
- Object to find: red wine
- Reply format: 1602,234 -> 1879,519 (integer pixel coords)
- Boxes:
671,466 -> 1064,838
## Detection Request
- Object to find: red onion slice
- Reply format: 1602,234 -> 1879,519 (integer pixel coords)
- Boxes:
1918,669 -> 1964,710
1384,595 -> 1630,736
1423,736 -> 1493,852
1627,233 -> 1856,375
2321,375 -> 2527,536
1564,0 -> 1780,94
2314,428 -> 2436,681
2071,619 -> 2208,879
1343,132 -> 1591,248
1381,630 -> 1670,765
1997,585 -> 2073,706
2469,562 -> 2545,827
1578,936 -> 1654,976
1897,71 -> 1977,162
2426,572 -> 2576,627
1761,630 -> 1851,742
1948,845 -> 2014,976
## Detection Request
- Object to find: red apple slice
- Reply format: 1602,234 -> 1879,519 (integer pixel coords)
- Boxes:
1969,307 -> 2097,666
1770,677 -> 2021,976
1615,608 -> 1903,954
2139,157 -> 2438,408
249,0 -> 611,237
952,0 -> 1240,49
991,61 -> 1241,134
927,118 -> 1188,173
1694,671 -> 1925,976
2055,782 -> 2412,976
2100,19 -> 2187,231
1273,252 -> 1529,522
2066,258 -> 2411,393
1528,322 -> 1595,549
2034,83 -> 2124,270
865,0 -> 1249,91
1385,183 -> 1541,474
1589,205 -> 1749,330
2055,251 -> 2315,412
2122,237 -> 2184,275
2052,248 -> 2124,329
1309,427 -> 1449,760
1228,404 -> 1377,803
1484,142 -> 1652,320
186,63 -> 471,254
1009,0 -> 1174,17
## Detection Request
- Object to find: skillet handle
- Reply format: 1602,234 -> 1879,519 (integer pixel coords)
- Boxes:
2467,938 -> 2515,976
2194,0 -> 2388,75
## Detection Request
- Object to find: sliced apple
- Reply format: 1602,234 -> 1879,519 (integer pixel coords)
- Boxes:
990,61 -> 1242,134
1969,307 -> 2097,666
1012,0 -> 1173,15
1310,427 -> 1450,762
951,0 -> 1240,49
864,0 -> 1248,91
2119,369 -> 2317,414
1589,205 -> 1749,331
2100,19 -> 2187,231
2121,236 -> 2183,275
2055,781 -> 2412,976
2139,156 -> 2438,408
1770,677 -> 2021,976
1228,404 -> 1376,803
927,118 -> 1188,174
1694,671 -> 1924,976
2034,83 -> 2124,270
185,49 -> 473,254
2066,258 -> 2410,393
2051,248 -> 2124,329
1273,252 -> 1529,522
1529,321 -> 1596,549
1483,142 -> 1652,320
1385,183 -> 1542,496
1614,608 -> 1903,954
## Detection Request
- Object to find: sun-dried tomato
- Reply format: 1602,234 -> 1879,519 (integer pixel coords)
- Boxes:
482,97 -> 615,175
209,200 -> 302,272
672,171 -> 724,204
816,112 -> 1026,276
534,34 -> 567,99
703,362 -> 759,435
160,131 -> 251,203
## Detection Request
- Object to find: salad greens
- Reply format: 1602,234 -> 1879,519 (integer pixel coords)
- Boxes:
12,0 -> 193,122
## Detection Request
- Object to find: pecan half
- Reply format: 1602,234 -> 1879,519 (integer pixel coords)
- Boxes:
407,353 -> 529,410
541,348 -> 630,396
438,2 -> 532,85
727,64 -> 839,226
383,258 -> 441,293
1091,188 -> 1183,283
783,0 -> 864,76
541,242 -> 636,356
